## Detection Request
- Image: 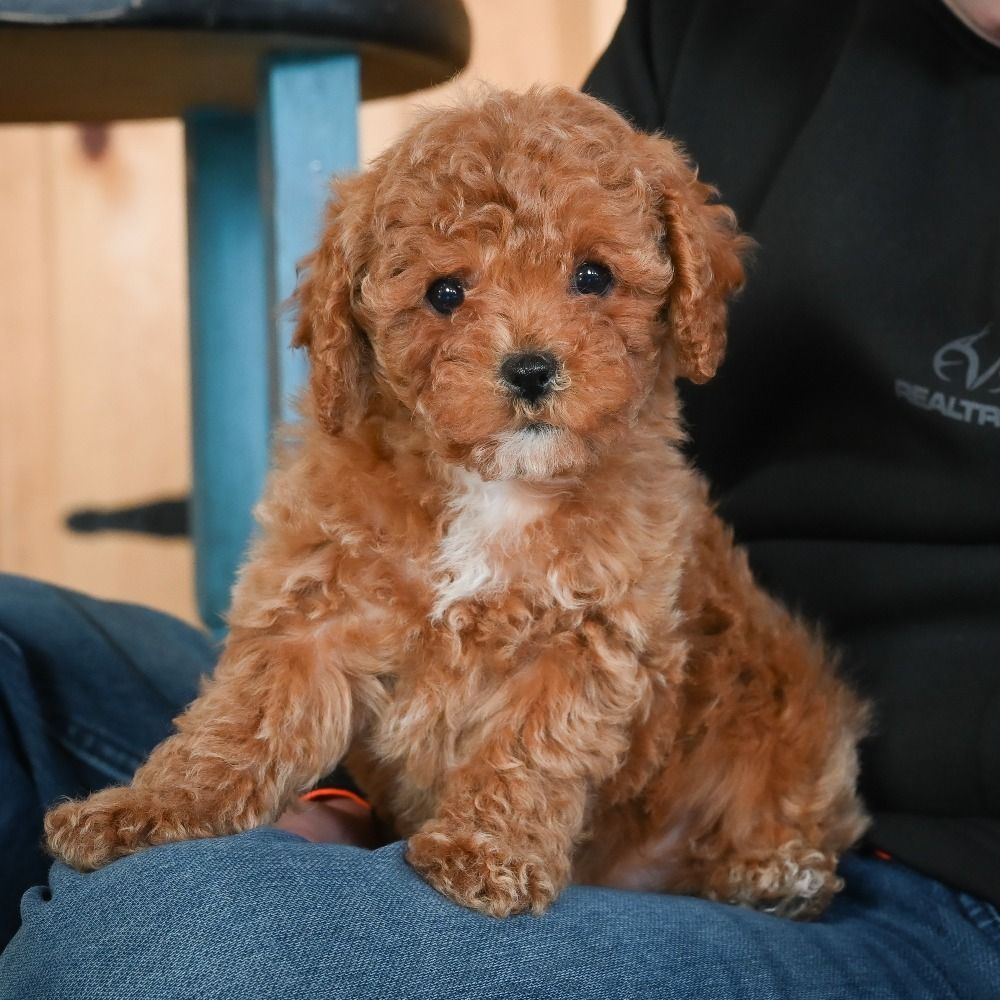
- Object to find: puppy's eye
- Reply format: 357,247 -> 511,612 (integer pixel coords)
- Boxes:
426,276 -> 465,315
572,261 -> 613,296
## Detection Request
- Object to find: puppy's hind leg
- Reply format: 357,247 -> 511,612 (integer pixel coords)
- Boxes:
682,691 -> 869,920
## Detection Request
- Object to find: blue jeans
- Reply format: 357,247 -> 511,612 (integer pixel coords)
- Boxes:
0,574 -> 214,947
1,574 -> 999,999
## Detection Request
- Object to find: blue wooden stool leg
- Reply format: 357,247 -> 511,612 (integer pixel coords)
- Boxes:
260,53 -> 360,422
185,112 -> 270,632
184,55 -> 359,632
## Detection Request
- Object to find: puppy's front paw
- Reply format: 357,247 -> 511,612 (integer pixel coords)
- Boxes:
45,786 -> 181,871
407,824 -> 560,917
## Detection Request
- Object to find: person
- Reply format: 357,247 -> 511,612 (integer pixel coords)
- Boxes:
584,0 -> 1000,910
1,1 -> 998,996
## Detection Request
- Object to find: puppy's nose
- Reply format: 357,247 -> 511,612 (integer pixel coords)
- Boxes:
500,352 -> 558,404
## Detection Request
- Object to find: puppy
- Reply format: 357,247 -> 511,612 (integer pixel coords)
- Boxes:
46,86 -> 868,919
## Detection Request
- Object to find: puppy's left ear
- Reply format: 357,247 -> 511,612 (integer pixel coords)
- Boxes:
645,135 -> 750,383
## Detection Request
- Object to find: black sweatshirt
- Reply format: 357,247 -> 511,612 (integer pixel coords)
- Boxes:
585,0 -> 1000,906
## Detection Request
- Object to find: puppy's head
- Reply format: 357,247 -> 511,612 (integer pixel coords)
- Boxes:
294,87 -> 747,481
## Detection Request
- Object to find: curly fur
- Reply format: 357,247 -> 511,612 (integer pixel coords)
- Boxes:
45,86 -> 868,920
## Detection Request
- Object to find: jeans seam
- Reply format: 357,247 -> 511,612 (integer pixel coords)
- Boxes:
957,892 -> 1000,943
52,716 -> 145,783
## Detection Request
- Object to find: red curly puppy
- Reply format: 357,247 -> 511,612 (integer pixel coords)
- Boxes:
46,86 -> 868,919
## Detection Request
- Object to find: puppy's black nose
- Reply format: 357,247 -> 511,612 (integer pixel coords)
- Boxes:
500,352 -> 558,404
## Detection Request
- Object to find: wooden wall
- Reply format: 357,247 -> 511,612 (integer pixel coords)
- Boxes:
0,121 -> 197,621
0,1 -> 624,626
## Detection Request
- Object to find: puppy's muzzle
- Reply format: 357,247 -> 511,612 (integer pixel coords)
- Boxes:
500,352 -> 558,406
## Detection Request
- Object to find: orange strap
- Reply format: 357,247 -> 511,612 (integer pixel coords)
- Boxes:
299,787 -> 371,810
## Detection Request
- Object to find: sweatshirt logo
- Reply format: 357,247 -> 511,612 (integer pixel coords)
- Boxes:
896,326 -> 1000,429
932,328 -> 1000,393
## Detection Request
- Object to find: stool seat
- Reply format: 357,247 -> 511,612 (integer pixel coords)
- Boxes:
0,0 -> 470,122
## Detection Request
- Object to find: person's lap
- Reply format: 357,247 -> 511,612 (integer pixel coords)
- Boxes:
1,573 -> 999,999
3,831 -> 999,1000
0,573 -> 213,944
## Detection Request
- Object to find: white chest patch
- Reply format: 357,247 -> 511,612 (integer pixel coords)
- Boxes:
430,468 -> 550,620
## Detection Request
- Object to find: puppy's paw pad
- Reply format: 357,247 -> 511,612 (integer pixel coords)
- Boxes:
407,828 -> 557,917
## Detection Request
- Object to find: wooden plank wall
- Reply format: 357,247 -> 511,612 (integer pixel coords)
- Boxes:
0,121 -> 197,622
0,0 -> 624,627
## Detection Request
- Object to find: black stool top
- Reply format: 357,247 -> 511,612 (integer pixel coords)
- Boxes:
0,0 -> 471,122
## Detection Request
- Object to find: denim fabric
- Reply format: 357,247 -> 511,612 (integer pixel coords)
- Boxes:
0,575 -> 214,945
1,574 -> 999,999
2,835 -> 999,1000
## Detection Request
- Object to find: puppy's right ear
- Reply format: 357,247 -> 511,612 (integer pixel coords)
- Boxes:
292,176 -> 373,435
